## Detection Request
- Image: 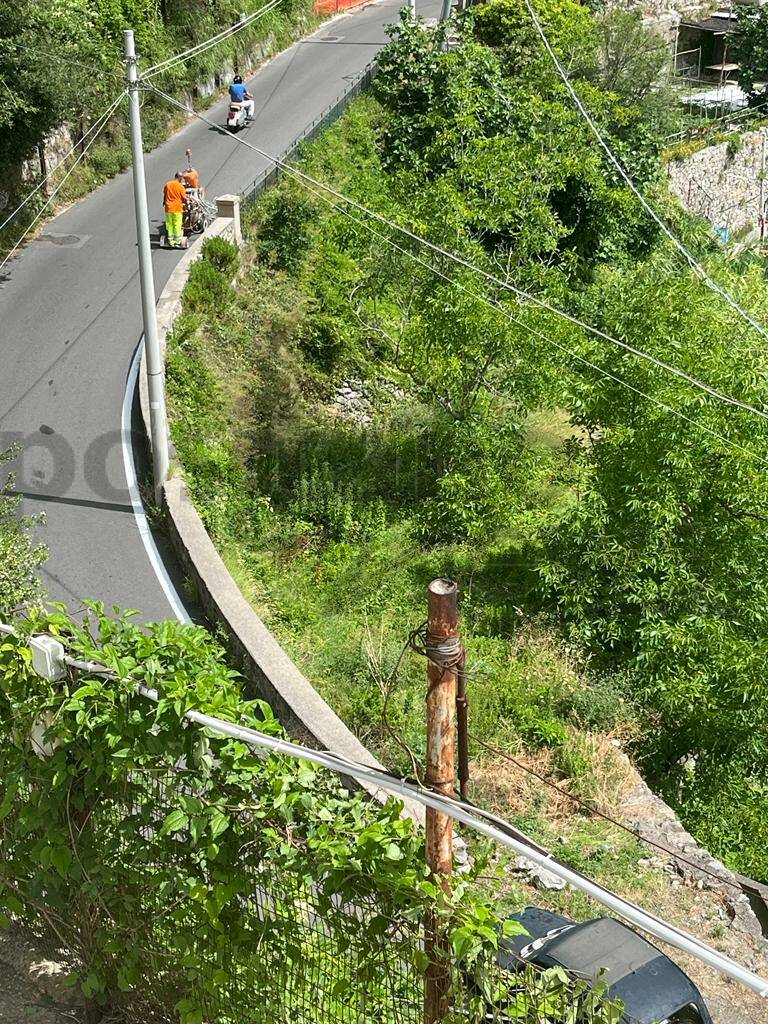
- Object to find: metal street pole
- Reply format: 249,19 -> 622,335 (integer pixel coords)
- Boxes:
123,29 -> 170,505
424,578 -> 458,1024
439,0 -> 452,21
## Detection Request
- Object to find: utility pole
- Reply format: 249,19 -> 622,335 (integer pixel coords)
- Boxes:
124,29 -> 170,505
439,0 -> 452,22
424,578 -> 459,1024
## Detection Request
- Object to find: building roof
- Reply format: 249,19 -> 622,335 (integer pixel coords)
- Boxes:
682,12 -> 738,32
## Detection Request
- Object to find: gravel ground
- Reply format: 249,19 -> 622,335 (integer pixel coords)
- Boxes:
0,929 -> 80,1024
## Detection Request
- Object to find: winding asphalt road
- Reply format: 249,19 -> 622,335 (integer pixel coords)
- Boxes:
0,0 -> 439,621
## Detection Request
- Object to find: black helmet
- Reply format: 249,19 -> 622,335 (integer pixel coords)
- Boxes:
233,75 -> 243,84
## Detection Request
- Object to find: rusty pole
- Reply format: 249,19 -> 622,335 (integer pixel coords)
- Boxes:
424,578 -> 459,1024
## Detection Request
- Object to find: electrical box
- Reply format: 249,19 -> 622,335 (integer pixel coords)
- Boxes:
29,634 -> 66,681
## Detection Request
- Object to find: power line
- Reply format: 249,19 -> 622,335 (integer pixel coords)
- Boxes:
101,688 -> 768,997
0,93 -> 127,236
468,730 -> 745,894
148,83 -> 768,427
0,618 -> 762,998
518,0 -> 768,346
0,91 -> 125,272
291,173 -> 768,467
4,39 -> 122,80
141,0 -> 283,81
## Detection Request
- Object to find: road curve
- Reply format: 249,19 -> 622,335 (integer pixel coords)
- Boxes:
0,0 -> 439,621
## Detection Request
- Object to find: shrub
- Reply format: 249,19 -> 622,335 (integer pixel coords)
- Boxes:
0,448 -> 45,615
560,671 -> 634,732
254,185 -> 316,273
288,464 -> 388,543
673,761 -> 768,880
183,258 -> 233,313
725,132 -> 742,160
202,235 -> 240,276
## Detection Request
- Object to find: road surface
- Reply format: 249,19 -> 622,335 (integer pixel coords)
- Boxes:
0,0 -> 439,621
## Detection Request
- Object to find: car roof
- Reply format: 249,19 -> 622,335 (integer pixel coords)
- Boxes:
536,918 -> 709,1024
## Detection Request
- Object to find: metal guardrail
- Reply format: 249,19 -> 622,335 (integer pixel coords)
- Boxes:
665,94 -> 768,145
243,62 -> 379,201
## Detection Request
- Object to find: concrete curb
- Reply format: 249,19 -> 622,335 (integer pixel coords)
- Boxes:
138,223 -> 424,823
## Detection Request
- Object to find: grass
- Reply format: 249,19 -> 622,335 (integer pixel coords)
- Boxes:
164,234 -> 641,883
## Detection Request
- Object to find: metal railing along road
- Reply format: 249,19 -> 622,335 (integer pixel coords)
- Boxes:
243,62 -> 379,200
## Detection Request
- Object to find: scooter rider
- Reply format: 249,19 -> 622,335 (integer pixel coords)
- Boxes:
229,75 -> 254,121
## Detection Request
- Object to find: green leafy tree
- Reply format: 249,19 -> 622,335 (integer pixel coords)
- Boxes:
472,0 -> 598,83
0,0 -> 110,167
536,254 -> 768,874
735,5 -> 768,98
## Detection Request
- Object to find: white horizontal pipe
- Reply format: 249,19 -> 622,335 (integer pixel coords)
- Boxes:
1,619 -> 764,1000
134,684 -> 768,998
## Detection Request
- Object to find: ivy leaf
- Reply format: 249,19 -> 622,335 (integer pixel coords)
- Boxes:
208,808 -> 230,840
450,926 -> 475,962
160,809 -> 189,835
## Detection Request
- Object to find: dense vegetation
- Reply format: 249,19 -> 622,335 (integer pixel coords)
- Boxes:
167,2 -> 768,882
0,449 -> 45,615
736,3 -> 768,98
0,0 -> 316,251
0,606 -> 623,1023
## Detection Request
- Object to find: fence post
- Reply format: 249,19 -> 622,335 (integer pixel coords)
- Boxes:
424,578 -> 458,1024
216,194 -> 242,245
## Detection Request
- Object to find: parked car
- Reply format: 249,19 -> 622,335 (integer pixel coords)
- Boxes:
496,907 -> 713,1024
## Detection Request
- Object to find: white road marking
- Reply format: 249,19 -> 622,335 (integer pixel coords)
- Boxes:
121,340 -> 191,623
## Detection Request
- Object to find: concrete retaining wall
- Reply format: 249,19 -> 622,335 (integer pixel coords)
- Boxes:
139,215 -> 424,822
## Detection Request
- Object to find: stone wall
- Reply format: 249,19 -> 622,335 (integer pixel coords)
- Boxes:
619,765 -> 764,938
21,124 -> 75,184
11,25 -> 303,200
667,128 -> 768,239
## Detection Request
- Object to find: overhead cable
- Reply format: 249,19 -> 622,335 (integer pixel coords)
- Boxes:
0,91 -> 126,272
518,0 -> 768,345
1,617 -> 766,994
141,0 -> 283,80
147,84 -> 768,425
290,172 -> 768,467
468,730 -> 746,894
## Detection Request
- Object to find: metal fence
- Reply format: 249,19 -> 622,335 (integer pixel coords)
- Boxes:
0,724 -> 617,1024
242,62 -> 379,201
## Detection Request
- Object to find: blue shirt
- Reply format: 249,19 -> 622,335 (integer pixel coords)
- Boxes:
230,83 -> 247,102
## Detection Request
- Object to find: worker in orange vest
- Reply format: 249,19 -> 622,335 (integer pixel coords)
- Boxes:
163,171 -> 187,248
183,148 -> 205,198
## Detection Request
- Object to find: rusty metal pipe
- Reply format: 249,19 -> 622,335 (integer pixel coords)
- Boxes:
424,578 -> 458,1024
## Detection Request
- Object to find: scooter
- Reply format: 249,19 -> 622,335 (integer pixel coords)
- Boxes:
226,102 -> 249,132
